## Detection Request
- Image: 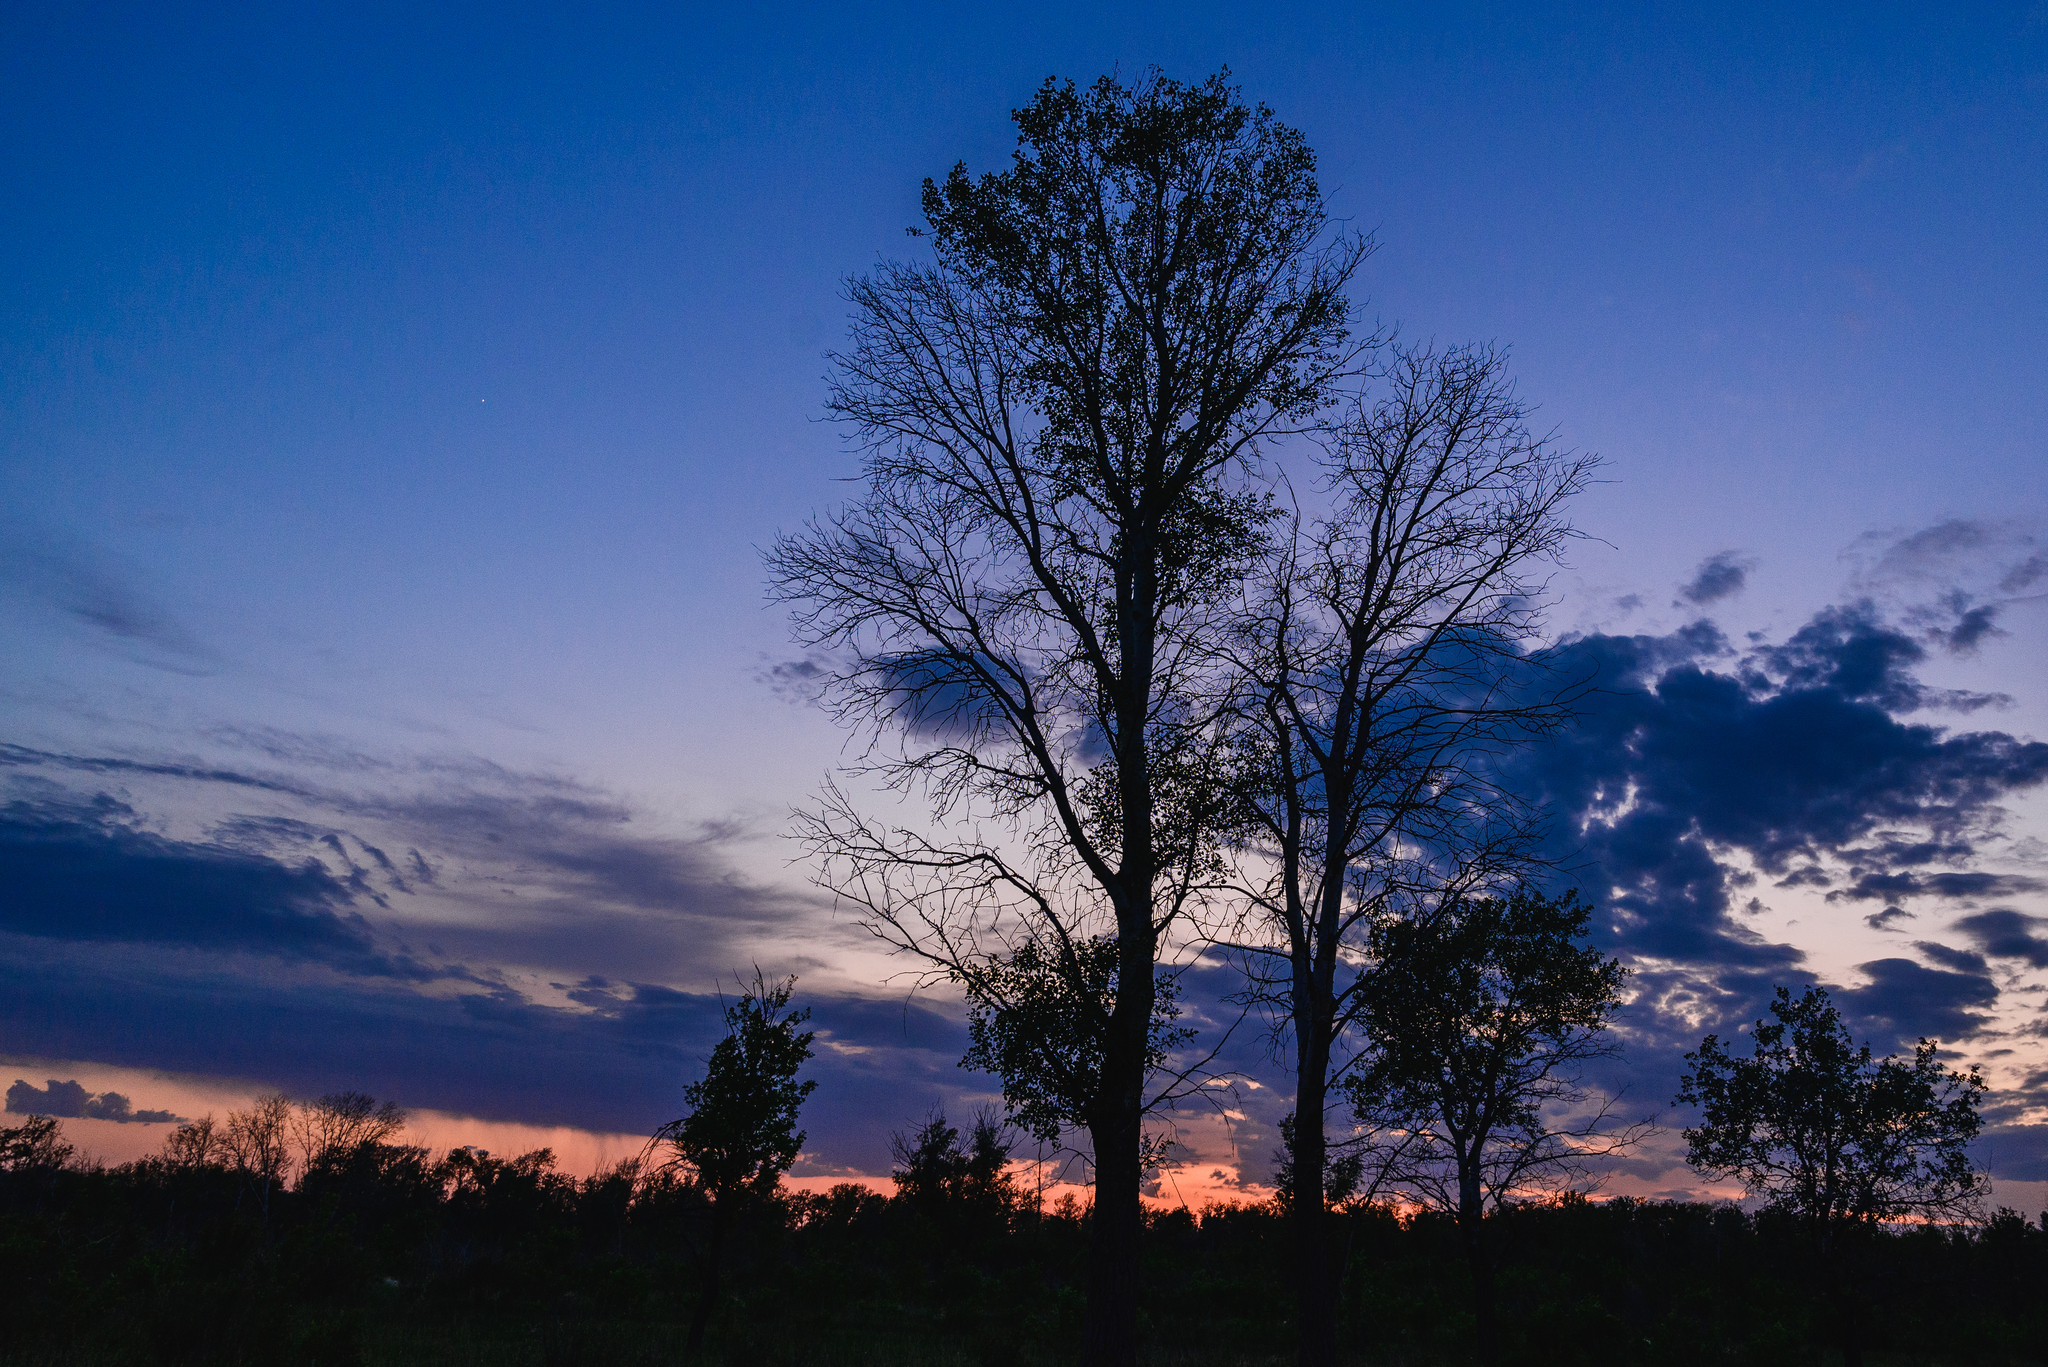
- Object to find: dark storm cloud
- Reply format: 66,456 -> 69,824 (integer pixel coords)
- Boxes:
0,946 -> 977,1169
0,796 -> 443,979
1677,552 -> 1752,606
1518,607 -> 2048,977
1951,910 -> 2048,968
1834,958 -> 1999,1051
6,1078 -> 181,1124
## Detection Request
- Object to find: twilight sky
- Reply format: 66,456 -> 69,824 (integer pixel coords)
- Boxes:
4,2 -> 2046,1202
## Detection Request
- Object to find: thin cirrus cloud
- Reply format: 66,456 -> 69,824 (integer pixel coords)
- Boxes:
0,534 -> 219,673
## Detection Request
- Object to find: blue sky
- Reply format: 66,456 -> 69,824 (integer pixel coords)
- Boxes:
4,2 -> 2045,1196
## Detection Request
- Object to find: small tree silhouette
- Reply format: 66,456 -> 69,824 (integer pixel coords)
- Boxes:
1348,889 -> 1644,1365
222,1093 -> 294,1230
0,1113 -> 75,1174
1678,984 -> 1986,1367
890,1107 -> 1018,1258
651,970 -> 817,1353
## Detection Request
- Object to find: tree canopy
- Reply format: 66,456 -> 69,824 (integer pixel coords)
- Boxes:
653,972 -> 817,1205
1677,984 -> 1985,1231
771,67 -> 1370,1366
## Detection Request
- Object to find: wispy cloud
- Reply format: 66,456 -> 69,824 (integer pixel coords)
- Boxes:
0,534 -> 218,673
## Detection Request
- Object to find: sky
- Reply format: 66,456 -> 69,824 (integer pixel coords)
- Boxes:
3,2 -> 2046,1207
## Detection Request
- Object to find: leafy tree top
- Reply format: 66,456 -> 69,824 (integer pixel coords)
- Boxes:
1677,984 -> 1985,1228
654,972 -> 818,1204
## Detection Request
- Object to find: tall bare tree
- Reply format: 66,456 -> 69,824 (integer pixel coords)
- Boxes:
221,1092 -> 294,1227
769,69 -> 1368,1366
292,1090 -> 407,1170
1217,342 -> 1594,1366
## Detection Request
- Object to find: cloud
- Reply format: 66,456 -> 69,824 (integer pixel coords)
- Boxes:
0,739 -> 946,1162
1518,608 -> 2048,978
872,650 -> 1025,742
1677,552 -> 1753,606
1752,602 -> 1943,712
1514,596 -> 2046,1159
1952,909 -> 2048,968
756,652 -> 836,704
1912,941 -> 1989,975
0,740 -> 835,988
0,949 -> 980,1170
0,534 -> 217,671
6,1078 -> 182,1124
1851,518 -> 2039,594
1999,552 -> 2048,595
0,795 -> 442,978
1835,958 -> 1998,1051
1933,602 -> 2004,655
1829,871 -> 2046,904
0,742 -> 316,799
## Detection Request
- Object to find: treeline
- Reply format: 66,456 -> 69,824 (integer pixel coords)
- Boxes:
2,1098 -> 2044,1366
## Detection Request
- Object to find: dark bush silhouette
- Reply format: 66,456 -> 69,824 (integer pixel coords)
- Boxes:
1,1082 -> 2041,1365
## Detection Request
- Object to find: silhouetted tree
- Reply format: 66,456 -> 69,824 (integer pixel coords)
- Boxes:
292,1090 -> 406,1169
1348,889 -> 1642,1364
890,1107 -> 1020,1262
0,1113 -> 74,1174
1677,984 -> 1986,1367
960,934 -> 1195,1165
651,971 -> 817,1353
160,1115 -> 221,1170
222,1092 -> 294,1227
1218,340 -> 1593,1366
771,67 -> 1368,1365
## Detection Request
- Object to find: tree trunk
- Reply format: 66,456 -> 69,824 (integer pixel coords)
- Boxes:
1459,1174 -> 1497,1366
1293,1031 -> 1339,1367
1081,542 -> 1157,1367
1081,1100 -> 1144,1367
687,1199 -> 728,1355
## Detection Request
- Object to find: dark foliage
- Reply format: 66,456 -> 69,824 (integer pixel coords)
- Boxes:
2,1103 -> 2042,1366
648,970 -> 817,1353
1677,984 -> 1989,1367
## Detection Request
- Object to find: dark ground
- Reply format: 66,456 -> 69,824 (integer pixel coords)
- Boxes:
2,1136 -> 2043,1365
